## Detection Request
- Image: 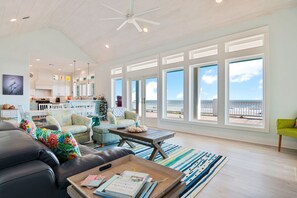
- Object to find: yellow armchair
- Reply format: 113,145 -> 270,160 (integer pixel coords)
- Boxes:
276,119 -> 297,152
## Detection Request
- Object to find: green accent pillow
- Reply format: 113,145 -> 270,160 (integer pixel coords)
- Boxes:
36,128 -> 81,162
20,118 -> 37,139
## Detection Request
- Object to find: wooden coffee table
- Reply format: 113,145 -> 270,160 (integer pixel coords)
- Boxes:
67,155 -> 185,198
108,128 -> 175,161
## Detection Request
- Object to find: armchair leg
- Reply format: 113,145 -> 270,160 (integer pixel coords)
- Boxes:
278,135 -> 282,152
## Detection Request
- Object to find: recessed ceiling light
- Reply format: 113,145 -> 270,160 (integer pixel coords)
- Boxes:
216,0 -> 223,3
35,58 -> 40,61
143,27 -> 148,32
29,65 -> 32,67
10,18 -> 17,22
105,44 -> 110,49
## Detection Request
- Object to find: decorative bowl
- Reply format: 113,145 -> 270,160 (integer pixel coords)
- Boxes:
127,125 -> 148,133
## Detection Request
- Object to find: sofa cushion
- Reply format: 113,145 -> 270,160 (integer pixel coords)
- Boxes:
47,109 -> 74,127
0,130 -> 41,169
46,116 -> 62,130
38,142 -> 60,168
36,128 -> 81,162
0,121 -> 21,131
19,118 -> 37,139
61,125 -> 87,135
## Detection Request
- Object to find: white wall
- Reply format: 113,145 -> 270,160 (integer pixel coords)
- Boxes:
0,28 -> 94,110
95,7 -> 297,149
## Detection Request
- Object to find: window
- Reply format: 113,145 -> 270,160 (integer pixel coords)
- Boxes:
145,78 -> 158,118
88,83 -> 95,96
127,59 -> 158,72
192,64 -> 218,122
81,84 -> 87,96
227,57 -> 264,127
162,53 -> 184,65
164,69 -> 184,119
113,79 -> 123,107
131,80 -> 141,115
189,45 -> 218,60
225,34 -> 264,52
76,85 -> 80,97
111,67 -> 122,75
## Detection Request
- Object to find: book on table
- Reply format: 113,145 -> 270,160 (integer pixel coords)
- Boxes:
93,171 -> 158,198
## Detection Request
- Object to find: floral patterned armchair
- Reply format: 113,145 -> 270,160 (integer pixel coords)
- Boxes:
107,107 -> 139,126
46,109 -> 91,143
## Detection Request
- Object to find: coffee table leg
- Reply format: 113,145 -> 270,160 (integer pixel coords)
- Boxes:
149,147 -> 159,161
149,141 -> 168,161
118,135 -> 126,147
118,136 -> 136,148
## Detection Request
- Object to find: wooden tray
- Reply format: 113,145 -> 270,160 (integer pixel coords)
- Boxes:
67,155 -> 185,198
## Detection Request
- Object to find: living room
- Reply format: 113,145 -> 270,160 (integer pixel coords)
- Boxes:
0,0 -> 297,197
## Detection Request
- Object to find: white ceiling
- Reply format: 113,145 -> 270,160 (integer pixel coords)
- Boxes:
1,0 -> 297,65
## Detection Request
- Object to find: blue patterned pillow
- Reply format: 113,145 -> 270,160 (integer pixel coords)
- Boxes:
112,107 -> 126,117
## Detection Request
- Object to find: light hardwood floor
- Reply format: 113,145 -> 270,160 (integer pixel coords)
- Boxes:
165,131 -> 297,198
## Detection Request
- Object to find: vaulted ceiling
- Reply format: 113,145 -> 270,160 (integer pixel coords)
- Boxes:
1,0 -> 297,64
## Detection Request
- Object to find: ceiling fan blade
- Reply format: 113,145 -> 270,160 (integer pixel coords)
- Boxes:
99,17 -> 126,21
133,20 -> 143,32
130,0 -> 135,14
135,17 -> 160,25
134,7 -> 160,17
117,20 -> 128,31
101,3 -> 125,15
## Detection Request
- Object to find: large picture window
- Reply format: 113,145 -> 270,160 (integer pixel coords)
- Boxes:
227,57 -> 264,127
164,69 -> 184,119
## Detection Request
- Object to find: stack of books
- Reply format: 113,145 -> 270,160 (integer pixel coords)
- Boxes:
93,171 -> 158,198
80,175 -> 105,188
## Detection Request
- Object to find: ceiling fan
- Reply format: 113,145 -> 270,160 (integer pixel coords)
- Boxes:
100,0 -> 160,32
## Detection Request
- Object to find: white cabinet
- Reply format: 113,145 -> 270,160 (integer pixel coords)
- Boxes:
52,80 -> 71,96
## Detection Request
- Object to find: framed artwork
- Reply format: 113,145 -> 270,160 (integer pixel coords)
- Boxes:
2,74 -> 24,95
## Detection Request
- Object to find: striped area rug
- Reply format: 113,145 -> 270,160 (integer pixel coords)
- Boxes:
123,143 -> 228,198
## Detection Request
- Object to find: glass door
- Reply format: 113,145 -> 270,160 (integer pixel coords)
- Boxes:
129,76 -> 158,126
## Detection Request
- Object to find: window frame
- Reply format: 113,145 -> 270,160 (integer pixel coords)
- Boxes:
162,67 -> 185,121
225,54 -> 266,129
189,61 -> 219,124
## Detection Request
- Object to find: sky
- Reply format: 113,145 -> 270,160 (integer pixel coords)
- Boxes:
115,58 -> 263,102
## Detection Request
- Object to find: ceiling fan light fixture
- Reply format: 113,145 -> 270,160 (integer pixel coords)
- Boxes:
101,0 -> 160,33
105,44 -> 110,48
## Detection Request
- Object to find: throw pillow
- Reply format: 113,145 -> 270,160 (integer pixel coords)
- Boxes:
20,118 -> 37,139
295,118 -> 297,128
36,128 -> 81,162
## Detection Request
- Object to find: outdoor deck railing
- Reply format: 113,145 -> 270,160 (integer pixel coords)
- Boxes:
131,100 -> 263,118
